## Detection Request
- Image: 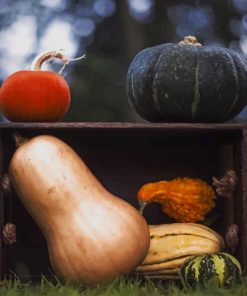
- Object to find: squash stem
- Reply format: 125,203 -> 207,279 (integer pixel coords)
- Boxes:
30,50 -> 69,72
139,201 -> 148,214
12,132 -> 28,148
179,36 -> 202,46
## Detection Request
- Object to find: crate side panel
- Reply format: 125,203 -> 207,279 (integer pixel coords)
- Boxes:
0,131 -> 7,279
238,129 -> 247,272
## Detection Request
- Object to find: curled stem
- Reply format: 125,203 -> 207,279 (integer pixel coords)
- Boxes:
30,50 -> 69,71
30,49 -> 86,75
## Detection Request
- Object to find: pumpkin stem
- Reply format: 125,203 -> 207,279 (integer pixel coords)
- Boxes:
30,50 -> 70,72
30,50 -> 86,75
179,36 -> 202,46
12,132 -> 28,148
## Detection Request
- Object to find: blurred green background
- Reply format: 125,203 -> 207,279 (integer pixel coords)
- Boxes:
0,0 -> 247,122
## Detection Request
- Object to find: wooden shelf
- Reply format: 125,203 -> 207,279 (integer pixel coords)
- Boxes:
0,121 -> 246,130
0,121 -> 247,281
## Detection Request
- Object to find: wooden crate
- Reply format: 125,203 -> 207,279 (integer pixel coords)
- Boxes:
0,122 -> 246,281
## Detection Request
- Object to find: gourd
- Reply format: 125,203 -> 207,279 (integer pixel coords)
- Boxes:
0,50 -> 71,122
135,223 -> 224,280
180,252 -> 242,288
126,36 -> 247,123
138,177 -> 216,223
8,133 -> 150,285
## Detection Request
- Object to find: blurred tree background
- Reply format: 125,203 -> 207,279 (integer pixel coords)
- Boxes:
0,0 -> 247,122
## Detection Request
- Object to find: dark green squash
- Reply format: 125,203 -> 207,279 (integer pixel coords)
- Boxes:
126,36 -> 247,122
180,252 -> 242,288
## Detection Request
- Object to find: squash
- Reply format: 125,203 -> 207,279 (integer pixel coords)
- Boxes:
0,50 -> 71,122
180,252 -> 242,288
126,36 -> 247,122
8,133 -> 150,285
138,177 -> 216,223
134,223 -> 224,280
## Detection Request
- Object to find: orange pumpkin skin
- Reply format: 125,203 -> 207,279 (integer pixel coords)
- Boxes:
0,70 -> 70,122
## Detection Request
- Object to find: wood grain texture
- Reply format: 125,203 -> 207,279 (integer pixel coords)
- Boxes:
0,122 -> 245,130
0,122 -> 246,280
0,131 -> 5,278
239,128 -> 247,272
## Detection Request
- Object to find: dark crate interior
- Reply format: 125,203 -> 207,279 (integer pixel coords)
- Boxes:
0,122 -> 246,281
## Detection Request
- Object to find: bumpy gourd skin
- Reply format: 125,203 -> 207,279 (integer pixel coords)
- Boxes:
137,177 -> 216,222
126,42 -> 247,122
180,252 -> 242,288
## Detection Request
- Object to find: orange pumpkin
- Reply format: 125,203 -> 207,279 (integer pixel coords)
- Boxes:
0,51 -> 71,122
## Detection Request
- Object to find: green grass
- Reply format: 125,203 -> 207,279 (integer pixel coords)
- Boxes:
0,276 -> 247,296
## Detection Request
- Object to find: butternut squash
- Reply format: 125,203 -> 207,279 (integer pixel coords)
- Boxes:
9,134 -> 150,285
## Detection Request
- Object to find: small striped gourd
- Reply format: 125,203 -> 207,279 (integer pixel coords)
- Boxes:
180,252 -> 242,288
126,36 -> 247,123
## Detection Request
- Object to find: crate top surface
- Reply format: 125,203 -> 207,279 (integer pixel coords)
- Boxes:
0,122 -> 246,131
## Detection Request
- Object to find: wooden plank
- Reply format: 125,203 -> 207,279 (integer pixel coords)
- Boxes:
239,128 -> 247,271
0,122 -> 245,131
0,131 -> 6,279
217,144 -> 234,231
